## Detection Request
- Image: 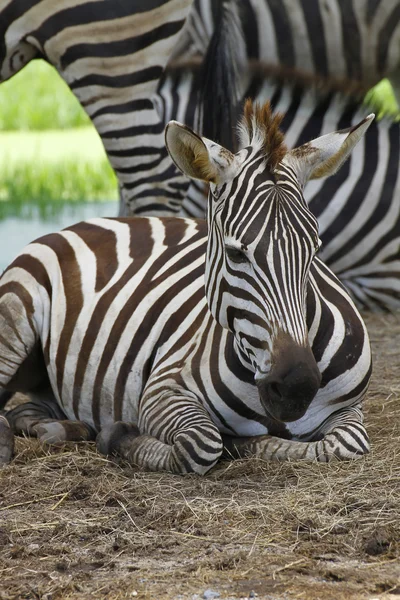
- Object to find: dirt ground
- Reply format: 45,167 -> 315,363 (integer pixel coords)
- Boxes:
0,312 -> 399,600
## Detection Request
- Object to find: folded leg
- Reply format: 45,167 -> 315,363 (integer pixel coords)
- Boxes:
222,407 -> 369,462
96,389 -> 223,475
6,392 -> 96,444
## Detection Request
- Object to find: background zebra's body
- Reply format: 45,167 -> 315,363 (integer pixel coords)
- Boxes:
175,0 -> 400,102
2,0 -> 397,220
0,0 -> 244,217
0,104 -> 373,472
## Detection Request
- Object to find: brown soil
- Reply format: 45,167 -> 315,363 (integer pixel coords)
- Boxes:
0,313 -> 399,600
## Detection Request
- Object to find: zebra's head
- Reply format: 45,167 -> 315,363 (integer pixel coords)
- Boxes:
166,101 -> 374,423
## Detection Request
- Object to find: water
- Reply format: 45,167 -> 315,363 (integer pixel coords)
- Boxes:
0,201 -> 117,272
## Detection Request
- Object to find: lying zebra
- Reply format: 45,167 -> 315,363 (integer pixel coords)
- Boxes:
0,102 -> 373,473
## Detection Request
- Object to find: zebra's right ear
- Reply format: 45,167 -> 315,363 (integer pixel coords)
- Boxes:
165,121 -> 235,184
283,113 -> 375,188
165,121 -> 218,183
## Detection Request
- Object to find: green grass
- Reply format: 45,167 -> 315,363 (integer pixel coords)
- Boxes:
0,128 -> 118,219
0,63 -> 117,218
0,127 -> 108,163
365,79 -> 400,120
0,160 -> 117,219
0,158 -> 118,220
0,60 -> 90,130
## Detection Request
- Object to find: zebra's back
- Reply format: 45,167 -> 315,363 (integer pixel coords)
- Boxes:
178,0 -> 400,93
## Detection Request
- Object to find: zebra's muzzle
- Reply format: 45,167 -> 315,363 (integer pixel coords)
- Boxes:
256,347 -> 321,423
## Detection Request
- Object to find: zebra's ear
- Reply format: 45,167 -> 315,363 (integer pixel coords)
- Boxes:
283,114 -> 375,187
165,121 -> 234,183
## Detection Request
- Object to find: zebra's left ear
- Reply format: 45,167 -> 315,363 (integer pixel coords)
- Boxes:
283,114 -> 375,187
165,121 -> 235,184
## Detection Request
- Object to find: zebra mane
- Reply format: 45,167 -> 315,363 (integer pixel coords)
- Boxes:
249,64 -> 398,124
246,62 -> 369,98
168,58 -> 368,98
238,99 -> 287,169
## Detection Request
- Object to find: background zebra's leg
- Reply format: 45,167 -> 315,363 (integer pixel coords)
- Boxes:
96,392 -> 223,475
222,410 -> 369,463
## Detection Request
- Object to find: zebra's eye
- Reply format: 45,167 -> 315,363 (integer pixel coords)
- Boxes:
210,184 -> 221,200
225,246 -> 248,264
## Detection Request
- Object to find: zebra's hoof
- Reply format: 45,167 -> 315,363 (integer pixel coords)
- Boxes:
96,421 -> 140,456
0,415 -> 14,466
32,421 -> 67,445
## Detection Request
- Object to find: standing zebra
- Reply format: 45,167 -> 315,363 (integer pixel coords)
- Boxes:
0,101 -> 373,472
0,0 -> 244,216
158,0 -> 400,219
175,0 -> 400,104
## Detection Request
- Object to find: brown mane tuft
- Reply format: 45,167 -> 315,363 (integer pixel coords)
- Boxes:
241,99 -> 287,169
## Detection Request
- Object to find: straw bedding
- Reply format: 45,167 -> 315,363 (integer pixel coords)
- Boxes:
0,313 -> 399,599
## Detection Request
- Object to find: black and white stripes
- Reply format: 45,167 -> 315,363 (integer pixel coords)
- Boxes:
175,0 -> 400,99
158,55 -> 400,310
0,0 -> 195,214
254,77 -> 400,310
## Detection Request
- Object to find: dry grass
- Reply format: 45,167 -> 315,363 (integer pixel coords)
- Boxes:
0,313 -> 399,600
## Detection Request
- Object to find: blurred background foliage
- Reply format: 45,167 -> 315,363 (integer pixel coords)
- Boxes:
0,60 -> 90,130
0,60 -> 117,220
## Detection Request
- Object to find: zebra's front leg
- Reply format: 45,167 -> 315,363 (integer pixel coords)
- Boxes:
96,391 -> 223,475
223,409 -> 369,463
6,395 -> 96,445
0,415 -> 14,465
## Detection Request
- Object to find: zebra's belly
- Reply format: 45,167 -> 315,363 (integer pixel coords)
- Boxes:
46,360 -> 141,431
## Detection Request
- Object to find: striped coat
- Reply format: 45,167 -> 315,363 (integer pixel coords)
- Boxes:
0,216 -> 371,471
158,63 -> 400,310
257,77 -> 400,311
177,0 -> 400,100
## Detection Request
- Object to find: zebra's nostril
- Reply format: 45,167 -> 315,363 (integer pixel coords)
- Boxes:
269,382 -> 282,399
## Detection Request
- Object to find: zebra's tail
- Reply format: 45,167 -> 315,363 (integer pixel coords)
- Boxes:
197,0 -> 247,151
